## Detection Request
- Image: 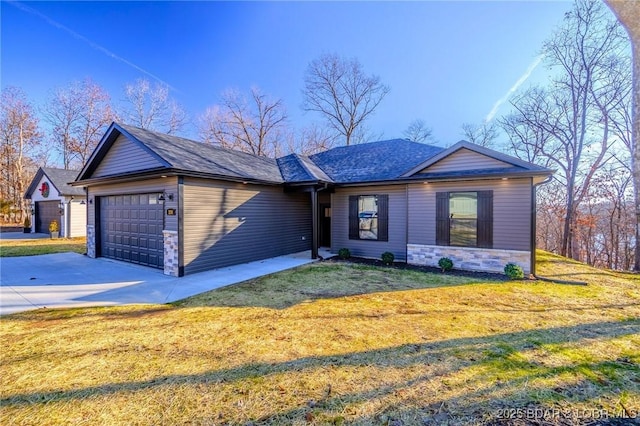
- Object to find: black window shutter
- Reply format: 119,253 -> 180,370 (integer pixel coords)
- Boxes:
377,194 -> 389,242
477,190 -> 493,248
436,192 -> 450,246
348,195 -> 359,240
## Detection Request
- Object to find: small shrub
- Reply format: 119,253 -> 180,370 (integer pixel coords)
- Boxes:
438,257 -> 453,272
381,251 -> 394,265
23,216 -> 31,228
504,263 -> 525,279
338,248 -> 351,260
49,220 -> 59,233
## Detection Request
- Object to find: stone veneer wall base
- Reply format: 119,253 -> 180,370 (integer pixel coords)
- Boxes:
407,244 -> 530,275
87,225 -> 96,258
163,230 -> 179,277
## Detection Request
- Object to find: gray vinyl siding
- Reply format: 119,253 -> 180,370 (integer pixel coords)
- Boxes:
182,178 -> 311,275
407,178 -> 532,251
332,185 -> 407,261
87,177 -> 179,232
418,148 -> 511,174
93,134 -> 164,178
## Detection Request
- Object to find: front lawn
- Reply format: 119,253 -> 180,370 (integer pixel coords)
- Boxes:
1,251 -> 638,425
0,237 -> 86,257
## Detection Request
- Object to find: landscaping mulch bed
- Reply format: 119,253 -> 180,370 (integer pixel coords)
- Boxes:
323,255 -> 511,282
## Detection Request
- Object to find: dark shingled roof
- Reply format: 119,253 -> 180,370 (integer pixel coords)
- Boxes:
276,153 -> 334,183
309,139 -> 445,183
119,124 -> 284,183
78,124 -> 551,187
26,167 -> 84,198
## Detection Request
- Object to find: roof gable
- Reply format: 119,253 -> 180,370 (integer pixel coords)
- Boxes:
92,133 -> 166,178
415,147 -> 512,174
77,123 -> 170,181
25,167 -> 84,198
77,123 -> 284,184
402,141 -> 549,178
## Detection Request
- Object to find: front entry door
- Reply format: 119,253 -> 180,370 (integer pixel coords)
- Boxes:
320,203 -> 331,247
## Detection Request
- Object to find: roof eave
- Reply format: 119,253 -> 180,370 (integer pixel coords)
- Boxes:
72,168 -> 286,187
335,170 -> 554,187
24,168 -> 46,199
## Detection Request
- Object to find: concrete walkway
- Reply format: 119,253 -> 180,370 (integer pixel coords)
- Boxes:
0,249 -> 332,315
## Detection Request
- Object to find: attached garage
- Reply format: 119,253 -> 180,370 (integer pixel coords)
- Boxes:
73,123 -> 314,277
99,193 -> 164,268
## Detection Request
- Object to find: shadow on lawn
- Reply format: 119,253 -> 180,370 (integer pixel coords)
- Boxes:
3,318 -> 639,424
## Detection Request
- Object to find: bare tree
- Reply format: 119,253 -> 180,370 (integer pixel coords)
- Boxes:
44,83 -> 83,169
45,79 -> 114,169
302,53 -> 389,146
121,78 -> 186,134
0,87 -> 42,223
500,0 -> 629,261
403,119 -> 434,143
72,80 -> 116,167
288,123 -> 337,155
199,87 -> 288,157
461,122 -> 499,148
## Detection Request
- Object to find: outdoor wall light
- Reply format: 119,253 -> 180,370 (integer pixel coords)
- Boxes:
159,193 -> 174,202
89,198 -> 93,205
29,202 -> 35,215
80,200 -> 86,205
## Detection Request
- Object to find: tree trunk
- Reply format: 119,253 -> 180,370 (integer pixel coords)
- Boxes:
633,41 -> 640,271
605,0 -> 640,271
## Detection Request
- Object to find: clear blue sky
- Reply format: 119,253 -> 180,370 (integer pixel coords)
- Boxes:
2,0 -> 573,149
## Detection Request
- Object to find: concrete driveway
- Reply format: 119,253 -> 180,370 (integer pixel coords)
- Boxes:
0,250 -> 327,315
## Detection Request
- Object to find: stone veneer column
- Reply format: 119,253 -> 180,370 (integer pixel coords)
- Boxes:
163,230 -> 179,277
407,244 -> 531,275
86,225 -> 96,258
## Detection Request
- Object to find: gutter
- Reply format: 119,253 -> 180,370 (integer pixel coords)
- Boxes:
70,168 -> 285,187
335,171 -> 554,188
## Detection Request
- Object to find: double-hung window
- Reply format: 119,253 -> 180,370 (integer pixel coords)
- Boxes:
348,194 -> 389,241
436,191 -> 493,248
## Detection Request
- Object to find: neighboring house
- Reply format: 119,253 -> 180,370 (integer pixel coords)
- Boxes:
73,122 -> 552,277
24,167 -> 87,237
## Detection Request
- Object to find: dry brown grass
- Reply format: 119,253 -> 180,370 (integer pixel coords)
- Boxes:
1,251 -> 638,425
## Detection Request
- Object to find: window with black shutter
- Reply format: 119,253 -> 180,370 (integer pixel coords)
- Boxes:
436,191 -> 492,248
348,194 -> 388,241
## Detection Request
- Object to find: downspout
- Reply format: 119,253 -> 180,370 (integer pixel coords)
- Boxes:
531,175 -> 552,277
311,186 -> 319,260
531,175 -> 588,285
405,184 -> 409,263
66,199 -> 72,238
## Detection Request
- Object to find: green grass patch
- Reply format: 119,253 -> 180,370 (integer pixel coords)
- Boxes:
1,250 -> 638,425
0,237 -> 86,257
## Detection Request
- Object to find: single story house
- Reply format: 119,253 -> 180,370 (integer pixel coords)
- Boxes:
25,167 -> 86,237
72,122 -> 552,277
